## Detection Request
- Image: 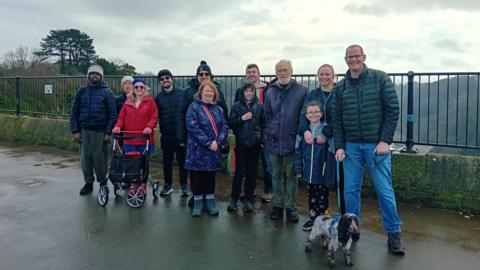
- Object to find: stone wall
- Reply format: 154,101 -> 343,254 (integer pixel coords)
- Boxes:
1,114 -> 479,213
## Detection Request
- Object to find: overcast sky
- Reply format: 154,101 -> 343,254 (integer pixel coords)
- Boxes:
1,0 -> 479,75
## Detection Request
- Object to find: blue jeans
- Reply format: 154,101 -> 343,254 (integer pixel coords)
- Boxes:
343,142 -> 402,234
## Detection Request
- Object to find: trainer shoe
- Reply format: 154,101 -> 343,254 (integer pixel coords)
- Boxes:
261,192 -> 273,203
227,199 -> 238,212
302,220 -> 314,231
241,199 -> 254,212
79,183 -> 93,196
388,232 -> 406,256
270,207 -> 284,220
180,184 -> 190,197
286,208 -> 299,223
160,184 -> 173,196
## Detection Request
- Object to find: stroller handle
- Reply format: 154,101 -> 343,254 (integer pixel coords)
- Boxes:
112,130 -> 150,140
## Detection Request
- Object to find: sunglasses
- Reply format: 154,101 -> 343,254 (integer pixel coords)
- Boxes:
159,76 -> 171,82
198,72 -> 210,77
134,85 -> 145,89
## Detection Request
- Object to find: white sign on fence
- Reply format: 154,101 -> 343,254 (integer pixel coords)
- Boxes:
44,85 -> 53,94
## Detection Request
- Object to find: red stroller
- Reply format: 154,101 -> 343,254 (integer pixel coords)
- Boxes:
98,131 -> 159,208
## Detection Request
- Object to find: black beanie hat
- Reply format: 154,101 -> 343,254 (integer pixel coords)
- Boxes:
196,60 -> 212,76
157,69 -> 173,80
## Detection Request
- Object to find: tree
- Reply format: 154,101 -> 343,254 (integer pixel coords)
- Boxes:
95,58 -> 137,76
35,29 -> 97,74
0,46 -> 58,76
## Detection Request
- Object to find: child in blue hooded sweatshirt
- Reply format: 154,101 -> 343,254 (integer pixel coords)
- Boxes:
295,101 -> 335,231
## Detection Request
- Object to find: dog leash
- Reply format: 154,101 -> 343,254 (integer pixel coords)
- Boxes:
336,160 -> 346,215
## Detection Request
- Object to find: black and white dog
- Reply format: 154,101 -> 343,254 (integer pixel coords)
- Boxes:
305,213 -> 360,268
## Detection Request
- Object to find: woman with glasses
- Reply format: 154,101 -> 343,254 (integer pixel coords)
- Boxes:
297,64 -> 337,231
112,78 -> 158,154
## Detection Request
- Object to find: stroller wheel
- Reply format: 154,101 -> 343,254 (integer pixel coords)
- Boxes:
126,184 -> 146,208
98,185 -> 109,207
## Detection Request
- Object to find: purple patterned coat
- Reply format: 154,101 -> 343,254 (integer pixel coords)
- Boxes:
185,99 -> 228,171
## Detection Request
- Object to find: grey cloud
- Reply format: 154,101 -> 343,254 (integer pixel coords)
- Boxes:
433,39 -> 464,52
345,0 -> 480,15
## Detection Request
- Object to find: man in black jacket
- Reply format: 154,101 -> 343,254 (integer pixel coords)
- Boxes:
155,69 -> 188,196
70,64 -> 117,195
333,44 -> 405,256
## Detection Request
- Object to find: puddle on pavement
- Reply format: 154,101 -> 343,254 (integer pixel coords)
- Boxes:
2,140 -> 480,253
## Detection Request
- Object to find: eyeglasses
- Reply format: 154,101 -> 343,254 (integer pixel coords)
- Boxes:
159,76 -> 171,81
306,110 -> 321,115
134,85 -> 145,89
198,72 -> 210,77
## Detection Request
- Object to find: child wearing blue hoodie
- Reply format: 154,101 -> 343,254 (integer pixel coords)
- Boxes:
295,101 -> 335,231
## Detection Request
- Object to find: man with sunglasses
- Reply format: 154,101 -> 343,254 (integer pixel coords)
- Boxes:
333,44 -> 405,256
70,64 -> 117,196
154,69 -> 189,197
176,61 -> 228,148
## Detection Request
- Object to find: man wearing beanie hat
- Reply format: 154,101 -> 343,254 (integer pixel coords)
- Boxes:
177,60 -> 228,147
154,69 -> 189,196
71,64 -> 117,196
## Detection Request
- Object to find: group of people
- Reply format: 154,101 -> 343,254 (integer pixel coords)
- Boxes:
70,44 -> 405,256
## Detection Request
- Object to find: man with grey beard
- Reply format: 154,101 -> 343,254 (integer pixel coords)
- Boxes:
263,60 -> 307,223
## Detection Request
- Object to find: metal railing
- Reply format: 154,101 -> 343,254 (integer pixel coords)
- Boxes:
1,72 -> 479,150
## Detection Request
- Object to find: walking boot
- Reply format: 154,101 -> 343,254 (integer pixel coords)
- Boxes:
205,197 -> 219,216
192,197 -> 203,217
388,232 -> 406,256
270,207 -> 284,220
286,208 -> 299,223
79,183 -> 93,196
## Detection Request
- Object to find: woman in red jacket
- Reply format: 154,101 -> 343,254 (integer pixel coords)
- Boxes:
112,78 -> 158,153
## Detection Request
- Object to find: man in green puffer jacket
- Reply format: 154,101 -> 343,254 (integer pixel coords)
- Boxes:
333,44 -> 405,256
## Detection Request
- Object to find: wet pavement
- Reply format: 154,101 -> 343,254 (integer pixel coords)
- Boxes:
0,141 -> 479,270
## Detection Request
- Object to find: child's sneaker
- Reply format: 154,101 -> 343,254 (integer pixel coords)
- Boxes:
302,220 -> 314,231
160,184 -> 173,196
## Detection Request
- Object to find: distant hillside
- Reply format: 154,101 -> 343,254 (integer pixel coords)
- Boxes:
395,75 -> 480,148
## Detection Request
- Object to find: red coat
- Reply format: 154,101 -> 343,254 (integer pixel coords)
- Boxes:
114,96 -> 158,145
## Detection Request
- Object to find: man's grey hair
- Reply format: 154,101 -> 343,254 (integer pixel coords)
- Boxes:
275,59 -> 293,71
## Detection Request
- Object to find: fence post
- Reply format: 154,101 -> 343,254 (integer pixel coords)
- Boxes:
15,77 -> 20,116
403,71 -> 417,153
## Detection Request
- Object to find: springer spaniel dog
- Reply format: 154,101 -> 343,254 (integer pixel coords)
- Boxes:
305,213 -> 360,268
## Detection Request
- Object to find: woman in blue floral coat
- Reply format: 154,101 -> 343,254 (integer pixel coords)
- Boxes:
185,80 -> 228,217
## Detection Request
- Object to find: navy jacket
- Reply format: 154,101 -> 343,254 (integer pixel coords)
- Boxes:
185,99 -> 228,171
264,79 -> 307,155
295,123 -> 334,188
70,80 -> 117,134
